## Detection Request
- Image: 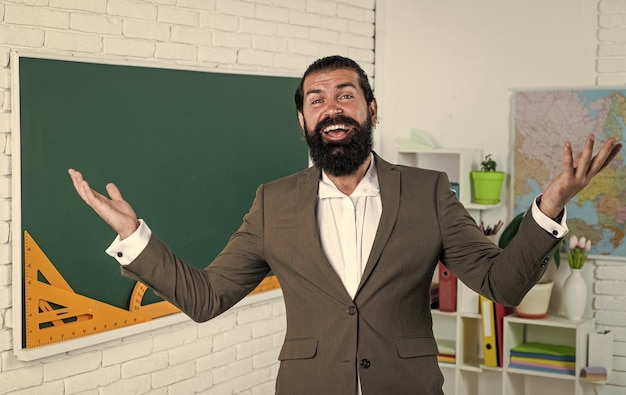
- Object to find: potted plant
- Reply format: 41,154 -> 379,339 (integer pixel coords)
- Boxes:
470,154 -> 505,204
562,235 -> 591,320
498,212 -> 561,318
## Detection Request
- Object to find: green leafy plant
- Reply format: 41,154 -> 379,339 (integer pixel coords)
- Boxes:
481,154 -> 497,172
498,212 -> 560,268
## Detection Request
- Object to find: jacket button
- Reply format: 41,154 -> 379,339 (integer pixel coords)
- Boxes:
348,306 -> 357,315
360,359 -> 371,368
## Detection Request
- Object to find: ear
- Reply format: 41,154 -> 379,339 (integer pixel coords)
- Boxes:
297,111 -> 306,134
369,99 -> 378,125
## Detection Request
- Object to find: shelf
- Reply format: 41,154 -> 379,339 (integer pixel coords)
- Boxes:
401,146 -> 601,394
397,148 -> 481,207
505,314 -> 584,328
429,281 -> 596,394
503,316 -> 593,395
479,364 -> 503,372
432,309 -> 458,318
465,202 -> 502,211
458,312 -> 481,320
506,367 -> 576,381
459,361 -> 483,373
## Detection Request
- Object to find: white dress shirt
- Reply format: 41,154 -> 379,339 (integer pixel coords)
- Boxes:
317,156 -> 382,299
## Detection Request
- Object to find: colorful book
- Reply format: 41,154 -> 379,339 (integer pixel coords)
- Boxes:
509,342 -> 576,375
436,338 -> 456,356
437,354 -> 456,364
510,356 -> 575,368
509,363 -> 575,376
510,351 -> 576,362
510,342 -> 575,359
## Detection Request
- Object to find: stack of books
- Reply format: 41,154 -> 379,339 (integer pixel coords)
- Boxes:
509,342 -> 576,376
436,338 -> 456,364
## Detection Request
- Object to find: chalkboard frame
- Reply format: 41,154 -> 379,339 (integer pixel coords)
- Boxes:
11,51 -> 307,360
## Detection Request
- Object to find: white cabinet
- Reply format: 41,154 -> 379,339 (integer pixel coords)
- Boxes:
503,315 -> 594,395
397,148 -> 478,207
396,148 -> 499,209
434,291 -> 597,395
395,148 -> 601,394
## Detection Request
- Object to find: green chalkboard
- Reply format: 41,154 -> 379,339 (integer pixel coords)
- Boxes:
18,56 -> 307,335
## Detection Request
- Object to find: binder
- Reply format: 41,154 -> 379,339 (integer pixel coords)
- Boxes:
438,262 -> 457,312
458,282 -> 479,314
480,295 -> 498,366
495,303 -> 514,367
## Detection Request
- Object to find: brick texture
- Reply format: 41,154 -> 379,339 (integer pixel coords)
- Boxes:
0,0 -> 374,394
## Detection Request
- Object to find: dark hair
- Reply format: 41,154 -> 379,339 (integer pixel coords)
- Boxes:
294,55 -> 375,113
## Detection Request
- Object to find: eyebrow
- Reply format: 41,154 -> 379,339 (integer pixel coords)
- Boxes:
304,81 -> 359,98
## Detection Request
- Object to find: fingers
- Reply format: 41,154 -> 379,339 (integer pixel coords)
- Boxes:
573,134 -> 594,178
68,168 -> 92,204
569,135 -> 621,179
105,183 -> 124,202
603,142 -> 623,170
68,168 -> 106,209
563,141 -> 574,178
590,137 -> 621,173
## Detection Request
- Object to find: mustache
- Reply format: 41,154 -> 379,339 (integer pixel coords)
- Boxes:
314,115 -> 362,135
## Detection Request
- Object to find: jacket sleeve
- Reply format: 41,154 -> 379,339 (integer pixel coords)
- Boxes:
436,173 -> 560,306
121,185 -> 271,322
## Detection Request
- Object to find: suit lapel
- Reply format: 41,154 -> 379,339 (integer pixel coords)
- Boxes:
296,166 -> 354,303
358,154 -> 401,293
294,154 -> 402,302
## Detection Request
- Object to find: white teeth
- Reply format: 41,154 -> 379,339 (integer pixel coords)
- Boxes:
323,124 -> 348,133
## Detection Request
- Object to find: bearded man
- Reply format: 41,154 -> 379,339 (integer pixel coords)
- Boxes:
69,55 -> 621,394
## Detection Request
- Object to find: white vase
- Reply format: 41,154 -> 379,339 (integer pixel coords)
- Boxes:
562,268 -> 587,321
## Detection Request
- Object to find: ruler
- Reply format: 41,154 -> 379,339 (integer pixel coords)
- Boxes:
129,274 -> 281,315
250,275 -> 280,295
24,231 -> 152,348
24,230 -> 280,348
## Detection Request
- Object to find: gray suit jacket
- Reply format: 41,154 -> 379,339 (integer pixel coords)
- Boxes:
122,153 -> 560,394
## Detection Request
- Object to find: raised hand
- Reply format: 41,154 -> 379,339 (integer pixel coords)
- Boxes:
68,169 -> 140,239
539,134 -> 622,219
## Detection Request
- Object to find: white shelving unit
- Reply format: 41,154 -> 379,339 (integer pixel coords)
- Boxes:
396,148 -> 499,223
503,315 -> 593,395
397,148 -> 603,395
433,286 -> 597,394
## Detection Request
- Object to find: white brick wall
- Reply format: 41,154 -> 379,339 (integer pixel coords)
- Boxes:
597,1 -> 626,392
0,0 -> 375,394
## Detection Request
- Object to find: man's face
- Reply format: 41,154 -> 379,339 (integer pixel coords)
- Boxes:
298,68 -> 378,176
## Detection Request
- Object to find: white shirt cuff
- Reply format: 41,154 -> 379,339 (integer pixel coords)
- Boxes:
105,219 -> 152,266
531,195 -> 569,238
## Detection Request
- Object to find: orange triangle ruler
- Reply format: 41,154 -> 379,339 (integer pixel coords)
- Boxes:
23,230 -> 162,348
24,230 -> 280,349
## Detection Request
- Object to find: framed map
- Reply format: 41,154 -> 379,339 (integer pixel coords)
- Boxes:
513,89 -> 626,260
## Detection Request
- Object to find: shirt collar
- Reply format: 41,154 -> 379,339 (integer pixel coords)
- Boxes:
318,154 -> 380,199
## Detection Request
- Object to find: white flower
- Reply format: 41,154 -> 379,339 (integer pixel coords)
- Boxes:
567,234 -> 591,270
569,235 -> 579,250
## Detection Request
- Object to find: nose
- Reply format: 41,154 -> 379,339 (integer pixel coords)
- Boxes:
326,101 -> 343,116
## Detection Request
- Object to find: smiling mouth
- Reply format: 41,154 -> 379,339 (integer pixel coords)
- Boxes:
322,124 -> 353,141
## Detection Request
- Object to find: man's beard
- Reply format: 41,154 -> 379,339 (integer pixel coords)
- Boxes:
304,114 -> 373,177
